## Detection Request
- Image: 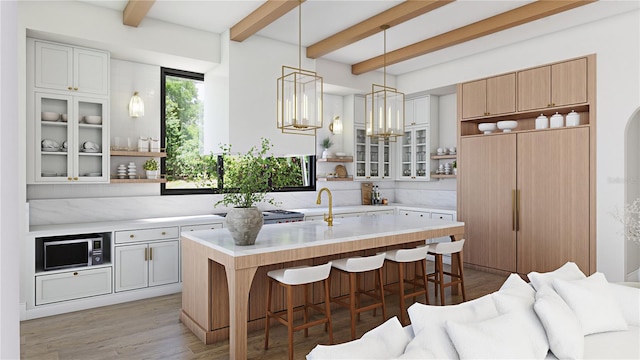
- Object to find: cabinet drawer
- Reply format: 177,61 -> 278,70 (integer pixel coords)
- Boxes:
367,209 -> 395,216
115,226 -> 179,244
181,223 -> 223,233
36,267 -> 112,305
431,212 -> 454,221
400,210 -> 430,218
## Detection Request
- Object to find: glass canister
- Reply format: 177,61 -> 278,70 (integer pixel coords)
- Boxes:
137,137 -> 149,152
535,114 -> 549,129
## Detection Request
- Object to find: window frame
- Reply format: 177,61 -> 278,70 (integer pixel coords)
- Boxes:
160,67 -> 317,196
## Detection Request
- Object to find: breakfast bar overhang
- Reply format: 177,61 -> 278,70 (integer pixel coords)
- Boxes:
179,215 -> 465,359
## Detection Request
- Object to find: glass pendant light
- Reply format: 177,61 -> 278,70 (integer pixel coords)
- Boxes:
365,25 -> 404,141
277,0 -> 323,136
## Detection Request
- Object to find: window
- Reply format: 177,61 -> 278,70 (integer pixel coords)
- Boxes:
160,68 -> 316,195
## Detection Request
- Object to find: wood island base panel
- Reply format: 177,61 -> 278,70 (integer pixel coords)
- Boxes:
180,215 -> 465,359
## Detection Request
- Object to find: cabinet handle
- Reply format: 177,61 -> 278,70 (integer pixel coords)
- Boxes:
130,234 -> 135,238
149,247 -> 153,261
68,86 -> 73,90
144,247 -> 148,261
73,87 -> 78,91
516,189 -> 521,232
73,272 -> 78,276
67,177 -> 72,181
161,231 -> 166,235
73,177 -> 78,180
512,190 -> 516,231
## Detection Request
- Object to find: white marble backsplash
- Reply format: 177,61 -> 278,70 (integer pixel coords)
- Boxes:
27,181 -> 455,226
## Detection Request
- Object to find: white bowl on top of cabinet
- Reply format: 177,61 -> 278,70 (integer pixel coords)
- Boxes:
478,123 -> 497,134
497,120 -> 518,132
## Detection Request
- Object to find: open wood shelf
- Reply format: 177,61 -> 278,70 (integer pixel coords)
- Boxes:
431,154 -> 457,160
110,176 -> 167,184
317,156 -> 353,162
110,150 -> 167,157
317,176 -> 353,181
431,173 -> 456,179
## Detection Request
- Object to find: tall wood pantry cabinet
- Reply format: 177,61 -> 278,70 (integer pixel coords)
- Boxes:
457,55 -> 596,276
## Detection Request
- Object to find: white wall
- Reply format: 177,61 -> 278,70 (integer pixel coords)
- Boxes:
397,9 -> 640,281
1,0 -> 22,357
625,109 -> 640,281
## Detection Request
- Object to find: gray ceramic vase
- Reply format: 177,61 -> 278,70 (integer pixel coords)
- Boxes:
225,207 -> 264,246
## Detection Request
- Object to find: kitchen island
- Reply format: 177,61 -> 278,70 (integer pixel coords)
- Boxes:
180,214 -> 465,359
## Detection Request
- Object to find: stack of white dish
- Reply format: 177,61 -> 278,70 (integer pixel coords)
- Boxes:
127,162 -> 137,179
41,139 -> 59,152
117,164 -> 127,179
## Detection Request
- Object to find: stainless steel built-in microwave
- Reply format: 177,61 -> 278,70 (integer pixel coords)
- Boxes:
43,236 -> 104,270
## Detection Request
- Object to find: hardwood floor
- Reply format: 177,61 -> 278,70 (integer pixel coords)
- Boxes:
21,264 -> 507,360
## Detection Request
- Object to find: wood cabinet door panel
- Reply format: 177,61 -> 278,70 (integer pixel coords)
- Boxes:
517,66 -> 551,112
486,73 -> 516,116
552,58 -> 588,107
461,79 -> 486,119
516,128 -> 590,274
459,135 -> 517,272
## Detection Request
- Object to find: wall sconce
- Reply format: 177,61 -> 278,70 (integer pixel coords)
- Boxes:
129,91 -> 144,118
329,115 -> 343,135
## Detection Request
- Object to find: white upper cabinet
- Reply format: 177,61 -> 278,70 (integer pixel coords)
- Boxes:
34,40 -> 109,96
405,96 -> 430,126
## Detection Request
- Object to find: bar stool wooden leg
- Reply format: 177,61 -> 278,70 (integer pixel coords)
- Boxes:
349,272 -> 357,340
378,268 -> 387,321
324,278 -> 334,344
398,261 -> 407,325
286,284 -> 294,360
264,278 -> 272,350
457,252 -> 467,301
437,254 -> 445,306
303,283 -> 310,338
420,258 -> 430,305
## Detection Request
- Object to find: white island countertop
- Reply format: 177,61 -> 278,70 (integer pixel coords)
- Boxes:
182,214 -> 464,258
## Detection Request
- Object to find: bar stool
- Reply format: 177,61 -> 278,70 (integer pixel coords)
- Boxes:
427,239 -> 467,305
330,252 -> 387,340
264,262 -> 333,360
384,246 -> 430,325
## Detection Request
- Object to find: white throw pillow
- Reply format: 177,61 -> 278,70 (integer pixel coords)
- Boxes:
492,292 -> 549,357
306,316 -> 411,360
498,273 -> 536,298
609,282 -> 640,326
399,294 -> 499,359
445,310 -> 547,359
533,286 -> 584,359
553,272 -> 628,335
528,262 -> 586,291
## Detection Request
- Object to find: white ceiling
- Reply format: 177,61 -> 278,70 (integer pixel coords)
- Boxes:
79,0 -> 638,78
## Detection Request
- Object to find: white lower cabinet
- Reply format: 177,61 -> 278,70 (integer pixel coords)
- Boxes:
35,267 -> 112,305
399,209 -> 431,219
181,223 -> 223,232
367,209 -> 396,216
115,240 -> 179,292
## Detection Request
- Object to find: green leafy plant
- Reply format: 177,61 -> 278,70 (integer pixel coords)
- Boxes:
452,160 -> 457,169
320,137 -> 333,150
215,138 -> 300,208
142,158 -> 159,171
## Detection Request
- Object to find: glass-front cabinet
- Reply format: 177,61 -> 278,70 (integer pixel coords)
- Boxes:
32,92 -> 109,183
398,126 -> 431,181
355,127 -> 392,179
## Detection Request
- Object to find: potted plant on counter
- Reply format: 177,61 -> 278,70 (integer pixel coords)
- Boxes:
143,159 -> 159,179
215,138 -> 298,245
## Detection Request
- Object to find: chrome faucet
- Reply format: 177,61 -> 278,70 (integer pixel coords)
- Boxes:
316,187 -> 333,226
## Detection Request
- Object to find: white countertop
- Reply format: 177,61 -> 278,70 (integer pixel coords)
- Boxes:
28,204 -> 456,237
182,215 -> 463,257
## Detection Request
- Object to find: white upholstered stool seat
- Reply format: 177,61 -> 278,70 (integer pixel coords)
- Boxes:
384,246 -> 430,325
427,239 -> 466,306
330,252 -> 387,340
265,262 -> 333,360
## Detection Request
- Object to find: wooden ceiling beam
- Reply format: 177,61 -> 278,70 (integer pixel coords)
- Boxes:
352,0 -> 597,75
306,0 -> 454,59
123,0 -> 156,27
231,0 -> 304,42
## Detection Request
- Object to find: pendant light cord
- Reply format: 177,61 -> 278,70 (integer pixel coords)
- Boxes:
382,25 -> 388,88
298,0 -> 302,69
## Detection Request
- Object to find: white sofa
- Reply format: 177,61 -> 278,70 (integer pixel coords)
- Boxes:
307,262 -> 640,359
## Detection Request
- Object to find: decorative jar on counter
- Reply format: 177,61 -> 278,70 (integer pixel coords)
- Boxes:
550,112 -> 564,128
566,110 -> 581,126
535,114 -> 549,129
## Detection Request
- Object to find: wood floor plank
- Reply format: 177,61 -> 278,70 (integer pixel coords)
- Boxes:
21,264 -> 507,359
